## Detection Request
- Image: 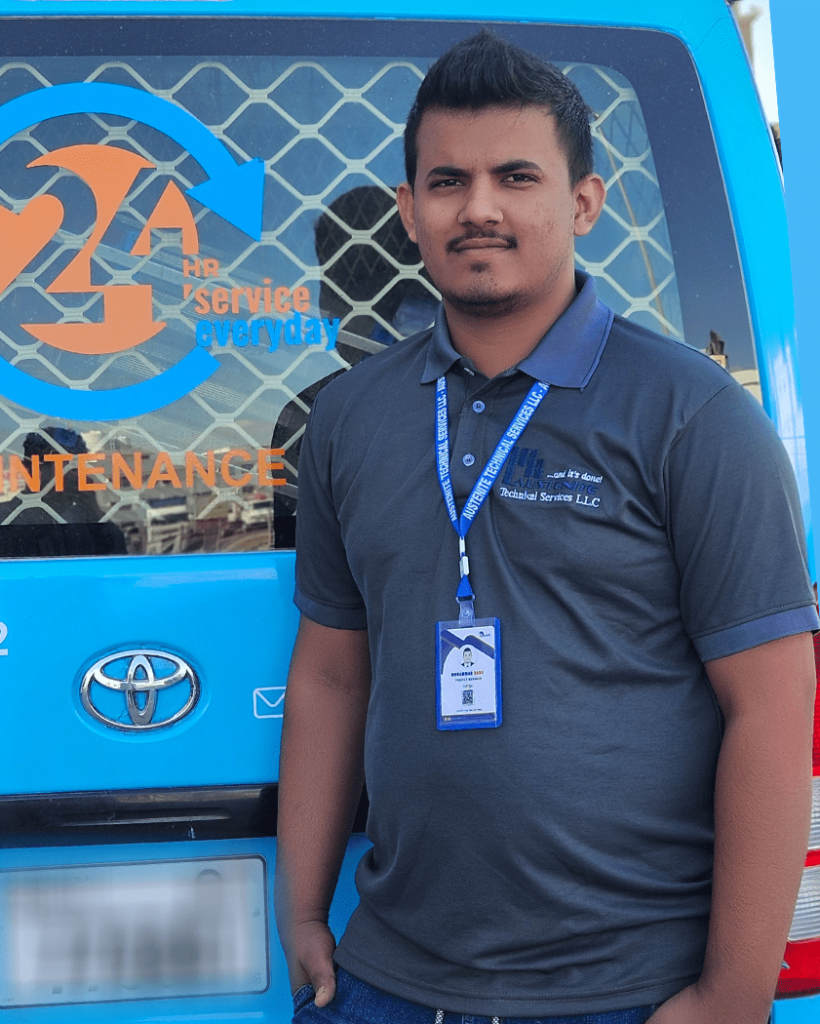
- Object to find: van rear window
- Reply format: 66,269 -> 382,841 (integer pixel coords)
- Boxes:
0,18 -> 754,557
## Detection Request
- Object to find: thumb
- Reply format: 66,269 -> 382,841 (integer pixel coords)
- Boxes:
301,925 -> 337,1007
308,961 -> 337,1007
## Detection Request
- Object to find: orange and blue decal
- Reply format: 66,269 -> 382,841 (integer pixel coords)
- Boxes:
0,81 -> 265,420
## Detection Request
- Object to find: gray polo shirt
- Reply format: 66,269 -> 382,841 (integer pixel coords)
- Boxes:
294,272 -> 817,1016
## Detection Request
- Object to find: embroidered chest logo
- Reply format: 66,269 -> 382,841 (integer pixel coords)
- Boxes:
499,446 -> 605,509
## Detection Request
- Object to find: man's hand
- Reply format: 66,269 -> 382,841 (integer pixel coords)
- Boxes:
647,982 -> 770,1024
289,919 -> 338,1006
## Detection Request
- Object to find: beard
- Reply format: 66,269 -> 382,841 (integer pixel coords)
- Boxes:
439,274 -> 527,318
437,231 -> 523,317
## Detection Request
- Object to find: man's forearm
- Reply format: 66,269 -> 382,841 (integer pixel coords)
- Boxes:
703,714 -> 810,1016
274,618 -> 371,989
652,634 -> 815,1024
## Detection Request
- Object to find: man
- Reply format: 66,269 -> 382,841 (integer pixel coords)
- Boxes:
276,31 -> 818,1024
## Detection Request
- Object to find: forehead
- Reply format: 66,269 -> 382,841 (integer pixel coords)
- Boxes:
414,104 -> 568,173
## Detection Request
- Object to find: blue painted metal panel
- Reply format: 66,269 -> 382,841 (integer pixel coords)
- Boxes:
0,551 -> 298,794
772,0 -> 820,580
0,0 -> 727,38
771,991 -> 820,1024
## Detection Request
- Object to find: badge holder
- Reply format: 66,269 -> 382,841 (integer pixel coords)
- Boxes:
436,615 -> 502,731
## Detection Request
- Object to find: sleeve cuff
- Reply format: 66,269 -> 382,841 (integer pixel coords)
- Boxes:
692,605 -> 820,662
294,585 -> 368,631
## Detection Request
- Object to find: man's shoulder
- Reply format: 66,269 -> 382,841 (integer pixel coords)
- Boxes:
601,314 -> 787,471
602,313 -> 741,409
607,314 -> 730,380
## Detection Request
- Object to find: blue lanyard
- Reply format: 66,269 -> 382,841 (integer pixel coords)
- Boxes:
435,375 -> 550,624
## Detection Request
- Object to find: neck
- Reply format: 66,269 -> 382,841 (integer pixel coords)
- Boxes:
444,275 -> 577,378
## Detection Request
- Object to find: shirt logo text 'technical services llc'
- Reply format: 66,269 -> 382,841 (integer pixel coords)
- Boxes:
500,446 -> 604,508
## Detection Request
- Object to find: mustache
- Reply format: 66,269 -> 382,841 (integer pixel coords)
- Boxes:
446,230 -> 518,253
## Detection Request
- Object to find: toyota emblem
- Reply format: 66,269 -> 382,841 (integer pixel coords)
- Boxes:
80,649 -> 200,731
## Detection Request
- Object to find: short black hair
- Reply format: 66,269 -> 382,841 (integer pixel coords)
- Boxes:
404,30 -> 593,188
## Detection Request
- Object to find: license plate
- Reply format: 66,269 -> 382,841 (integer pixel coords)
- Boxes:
0,855 -> 268,1008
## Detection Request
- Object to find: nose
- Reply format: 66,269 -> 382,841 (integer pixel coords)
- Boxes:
457,178 -> 502,227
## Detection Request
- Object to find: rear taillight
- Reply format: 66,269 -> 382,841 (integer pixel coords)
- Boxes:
776,636 -> 820,999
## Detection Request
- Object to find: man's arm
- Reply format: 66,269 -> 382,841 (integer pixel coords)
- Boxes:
649,631 -> 816,1024
274,615 -> 371,1007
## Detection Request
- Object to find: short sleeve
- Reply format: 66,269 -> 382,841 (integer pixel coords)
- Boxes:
294,390 -> 368,630
665,382 -> 818,661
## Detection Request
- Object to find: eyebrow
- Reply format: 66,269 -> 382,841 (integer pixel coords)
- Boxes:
425,159 -> 544,181
426,165 -> 467,181
493,159 -> 543,175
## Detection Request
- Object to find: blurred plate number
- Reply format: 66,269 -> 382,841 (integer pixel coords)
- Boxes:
0,856 -> 268,1007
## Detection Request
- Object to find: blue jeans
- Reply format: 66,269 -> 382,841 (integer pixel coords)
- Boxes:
292,966 -> 658,1024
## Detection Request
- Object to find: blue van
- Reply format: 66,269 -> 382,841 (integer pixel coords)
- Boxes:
0,1 -> 817,1021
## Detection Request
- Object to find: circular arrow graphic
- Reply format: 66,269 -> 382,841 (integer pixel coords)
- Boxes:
0,82 -> 269,420
0,82 -> 264,239
0,347 -> 218,422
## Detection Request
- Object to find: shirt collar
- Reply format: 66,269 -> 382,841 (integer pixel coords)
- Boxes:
420,271 -> 614,388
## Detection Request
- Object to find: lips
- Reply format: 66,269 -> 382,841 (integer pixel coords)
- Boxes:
455,238 -> 510,251
447,232 -> 517,254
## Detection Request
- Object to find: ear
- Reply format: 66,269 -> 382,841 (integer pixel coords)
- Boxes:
573,173 -> 606,237
396,181 -> 418,243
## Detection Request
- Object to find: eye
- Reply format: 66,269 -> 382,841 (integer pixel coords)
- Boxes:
430,177 -> 462,189
505,172 -> 536,184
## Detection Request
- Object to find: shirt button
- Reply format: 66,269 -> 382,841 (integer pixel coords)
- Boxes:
462,453 -> 476,466
472,401 -> 485,414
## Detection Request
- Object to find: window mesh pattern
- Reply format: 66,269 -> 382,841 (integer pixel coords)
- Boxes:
0,55 -> 681,554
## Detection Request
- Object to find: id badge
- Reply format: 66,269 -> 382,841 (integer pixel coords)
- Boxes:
435,618 -> 502,730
